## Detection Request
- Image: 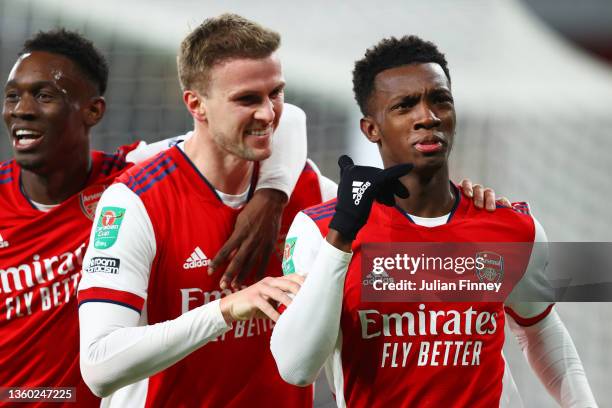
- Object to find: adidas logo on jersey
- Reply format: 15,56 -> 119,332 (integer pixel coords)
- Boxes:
0,233 -> 9,248
183,247 -> 210,269
352,181 -> 371,205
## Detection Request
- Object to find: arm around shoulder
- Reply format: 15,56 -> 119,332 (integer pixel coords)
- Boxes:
257,103 -> 307,196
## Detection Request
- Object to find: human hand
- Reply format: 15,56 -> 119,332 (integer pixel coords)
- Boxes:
209,189 -> 287,290
219,274 -> 304,323
459,179 -> 510,211
329,155 -> 413,241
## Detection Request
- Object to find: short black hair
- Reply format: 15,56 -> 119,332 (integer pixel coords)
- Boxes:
21,29 -> 109,95
352,35 -> 450,115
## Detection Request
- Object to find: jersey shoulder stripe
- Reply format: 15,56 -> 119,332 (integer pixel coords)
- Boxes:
510,201 -> 531,215
122,152 -> 177,196
100,152 -> 128,176
303,199 -> 337,221
78,287 -> 145,313
98,141 -> 142,176
0,160 -> 14,184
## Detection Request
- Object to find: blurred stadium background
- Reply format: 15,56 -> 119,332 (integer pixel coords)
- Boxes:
1,0 -> 611,406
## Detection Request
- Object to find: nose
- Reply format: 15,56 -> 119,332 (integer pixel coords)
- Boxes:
413,102 -> 441,130
11,94 -> 37,120
253,99 -> 275,124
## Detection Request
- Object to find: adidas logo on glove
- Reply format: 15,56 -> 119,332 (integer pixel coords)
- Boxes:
352,181 -> 371,205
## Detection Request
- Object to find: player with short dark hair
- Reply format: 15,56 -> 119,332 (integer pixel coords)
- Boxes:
23,28 -> 109,95
352,35 -> 450,116
1,26 -> 310,406
271,35 -> 597,407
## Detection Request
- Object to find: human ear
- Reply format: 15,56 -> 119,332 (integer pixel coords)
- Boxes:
183,90 -> 207,122
360,116 -> 381,143
84,97 -> 106,127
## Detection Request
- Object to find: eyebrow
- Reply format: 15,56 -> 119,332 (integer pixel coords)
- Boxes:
4,79 -> 62,90
229,82 -> 286,99
388,93 -> 421,106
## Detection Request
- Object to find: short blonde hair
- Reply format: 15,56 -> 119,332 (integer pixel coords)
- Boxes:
177,13 -> 281,93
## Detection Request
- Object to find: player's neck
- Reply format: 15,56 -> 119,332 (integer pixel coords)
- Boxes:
184,130 -> 253,195
20,154 -> 91,205
394,166 -> 455,217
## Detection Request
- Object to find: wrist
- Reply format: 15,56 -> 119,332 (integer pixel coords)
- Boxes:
219,296 -> 235,324
326,229 -> 353,253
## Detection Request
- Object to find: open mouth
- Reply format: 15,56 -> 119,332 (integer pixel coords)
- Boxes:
12,129 -> 44,151
244,127 -> 272,138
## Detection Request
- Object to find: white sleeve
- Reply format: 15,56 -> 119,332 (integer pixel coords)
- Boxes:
507,309 -> 598,408
319,176 -> 338,201
78,183 -> 155,299
256,103 -> 307,196
271,212 -> 352,386
505,216 -> 554,306
78,184 -> 230,397
504,217 -> 597,407
124,133 -> 189,164
79,300 -> 229,397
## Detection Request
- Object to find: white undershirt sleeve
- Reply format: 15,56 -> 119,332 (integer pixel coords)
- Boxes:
271,212 -> 351,386
507,310 -> 597,408
256,103 -> 307,196
505,216 -> 597,407
79,300 -> 229,397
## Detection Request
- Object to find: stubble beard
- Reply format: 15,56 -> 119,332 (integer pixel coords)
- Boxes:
212,129 -> 269,162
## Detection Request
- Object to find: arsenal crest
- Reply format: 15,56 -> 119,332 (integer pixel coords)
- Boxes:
475,251 -> 504,283
80,184 -> 108,220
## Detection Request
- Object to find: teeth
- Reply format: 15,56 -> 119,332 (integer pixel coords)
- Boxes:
15,129 -> 42,139
15,138 -> 38,148
246,128 -> 271,137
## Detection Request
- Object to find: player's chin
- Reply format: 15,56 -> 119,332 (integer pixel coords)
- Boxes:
246,147 -> 272,162
243,139 -> 272,161
411,154 -> 447,172
13,151 -> 46,172
234,143 -> 270,161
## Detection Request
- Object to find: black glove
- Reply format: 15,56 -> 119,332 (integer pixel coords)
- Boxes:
329,155 -> 413,241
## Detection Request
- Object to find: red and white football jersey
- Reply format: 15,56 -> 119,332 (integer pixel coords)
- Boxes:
0,143 -> 140,407
284,188 -> 552,408
78,145 -> 324,407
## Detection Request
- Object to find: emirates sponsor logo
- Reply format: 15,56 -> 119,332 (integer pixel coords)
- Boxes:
358,305 -> 498,339
183,247 -> 210,269
0,243 -> 87,294
359,306 -> 499,368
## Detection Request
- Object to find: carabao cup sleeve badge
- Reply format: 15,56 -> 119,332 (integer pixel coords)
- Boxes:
94,207 -> 127,250
282,237 -> 297,275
